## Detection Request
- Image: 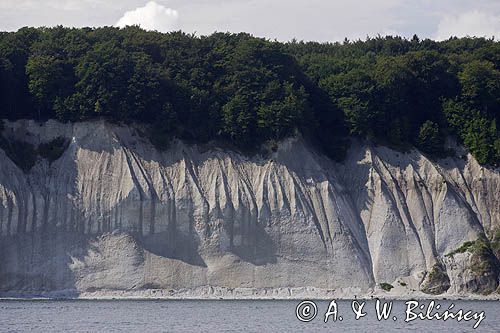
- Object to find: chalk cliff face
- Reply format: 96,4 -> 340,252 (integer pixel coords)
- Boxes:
0,120 -> 498,298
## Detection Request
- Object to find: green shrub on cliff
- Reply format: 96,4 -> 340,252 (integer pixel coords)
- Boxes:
447,235 -> 499,279
380,283 -> 394,292
421,264 -> 450,295
492,229 -> 500,259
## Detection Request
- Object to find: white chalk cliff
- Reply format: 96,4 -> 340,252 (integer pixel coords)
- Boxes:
0,120 -> 498,298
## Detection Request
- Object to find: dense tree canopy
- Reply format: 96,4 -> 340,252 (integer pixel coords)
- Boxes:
0,27 -> 499,165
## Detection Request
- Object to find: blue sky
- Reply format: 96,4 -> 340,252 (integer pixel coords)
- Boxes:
1,0 -> 499,41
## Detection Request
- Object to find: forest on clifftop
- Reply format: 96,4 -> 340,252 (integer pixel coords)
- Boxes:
0,27 -> 499,165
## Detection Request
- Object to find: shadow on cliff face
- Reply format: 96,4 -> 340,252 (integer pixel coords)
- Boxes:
0,231 -> 85,297
75,123 -> 178,167
138,231 -> 207,267
137,222 -> 278,267
227,222 -> 278,266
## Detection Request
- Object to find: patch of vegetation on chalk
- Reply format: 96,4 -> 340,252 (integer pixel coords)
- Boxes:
380,283 -> 394,292
446,240 -> 476,257
446,234 -> 499,295
491,228 -> 500,259
421,263 -> 450,295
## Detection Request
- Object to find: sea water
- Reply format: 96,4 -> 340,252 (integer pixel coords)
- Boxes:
0,299 -> 499,332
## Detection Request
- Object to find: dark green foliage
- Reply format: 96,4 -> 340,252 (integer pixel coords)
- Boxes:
445,235 -> 499,295
417,121 -> 443,155
0,27 -> 40,120
288,37 -> 498,164
491,228 -> 500,259
0,27 -> 499,164
38,136 -> 70,162
380,283 -> 394,292
459,60 -> 500,116
468,235 -> 499,276
149,104 -> 177,151
222,94 -> 255,147
447,240 -> 476,256
446,234 -> 493,265
443,99 -> 499,164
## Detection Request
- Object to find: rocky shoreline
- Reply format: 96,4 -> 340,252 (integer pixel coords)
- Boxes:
1,286 -> 500,301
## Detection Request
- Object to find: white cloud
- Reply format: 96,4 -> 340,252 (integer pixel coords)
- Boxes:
435,10 -> 500,40
1,1 -> 500,42
169,0 -> 403,42
0,0 -> 117,11
116,1 -> 179,32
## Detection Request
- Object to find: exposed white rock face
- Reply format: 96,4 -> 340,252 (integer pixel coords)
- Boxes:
0,120 -> 498,297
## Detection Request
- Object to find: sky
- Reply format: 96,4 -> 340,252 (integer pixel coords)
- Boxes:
0,0 -> 499,42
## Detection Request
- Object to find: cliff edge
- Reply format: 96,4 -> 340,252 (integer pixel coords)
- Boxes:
0,120 -> 499,298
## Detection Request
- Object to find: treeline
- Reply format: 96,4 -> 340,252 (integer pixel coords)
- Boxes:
0,27 -> 499,164
287,36 -> 500,164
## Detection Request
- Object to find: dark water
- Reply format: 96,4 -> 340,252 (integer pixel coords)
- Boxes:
0,299 -> 498,332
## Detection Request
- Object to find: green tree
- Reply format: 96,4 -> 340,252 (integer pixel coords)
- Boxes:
417,121 -> 443,155
462,117 -> 493,165
222,94 -> 255,147
257,83 -> 307,139
459,60 -> 500,115
26,55 -> 71,119
1,28 -> 500,165
69,41 -> 136,119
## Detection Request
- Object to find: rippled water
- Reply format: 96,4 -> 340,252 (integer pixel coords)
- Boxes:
0,299 -> 499,332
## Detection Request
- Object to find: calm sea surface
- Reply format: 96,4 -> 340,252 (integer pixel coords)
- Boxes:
0,299 -> 499,332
